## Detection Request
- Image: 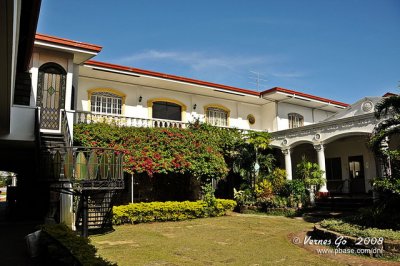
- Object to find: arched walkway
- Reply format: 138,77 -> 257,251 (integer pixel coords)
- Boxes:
270,113 -> 379,194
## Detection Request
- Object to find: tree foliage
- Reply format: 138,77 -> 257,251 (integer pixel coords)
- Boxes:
295,156 -> 325,187
369,93 -> 400,195
231,131 -> 274,188
73,123 -> 252,184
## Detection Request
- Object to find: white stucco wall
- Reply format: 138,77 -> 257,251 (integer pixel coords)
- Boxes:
0,106 -> 36,141
77,77 -> 263,130
277,102 -> 334,131
261,102 -> 277,132
37,49 -> 70,71
237,103 -> 262,130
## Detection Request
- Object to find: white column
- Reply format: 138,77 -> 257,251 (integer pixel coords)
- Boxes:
314,144 -> 328,193
282,148 -> 292,180
30,52 -> 39,107
60,182 -> 74,229
65,58 -> 74,111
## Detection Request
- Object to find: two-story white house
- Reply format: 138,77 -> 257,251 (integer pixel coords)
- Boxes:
27,33 -> 385,198
1,0 -> 390,227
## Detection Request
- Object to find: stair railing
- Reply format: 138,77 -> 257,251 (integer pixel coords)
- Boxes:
40,146 -> 125,237
61,109 -> 72,147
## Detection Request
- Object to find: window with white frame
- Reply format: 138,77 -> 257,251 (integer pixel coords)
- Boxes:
91,92 -> 122,115
288,113 -> 304,128
206,107 -> 228,126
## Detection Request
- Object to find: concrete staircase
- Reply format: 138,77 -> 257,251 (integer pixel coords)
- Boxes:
40,132 -> 67,149
315,194 -> 373,211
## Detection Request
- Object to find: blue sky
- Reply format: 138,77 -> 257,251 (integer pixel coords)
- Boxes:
37,0 -> 400,104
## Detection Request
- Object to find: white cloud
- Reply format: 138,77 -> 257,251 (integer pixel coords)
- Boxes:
115,49 -> 272,72
110,49 -> 308,89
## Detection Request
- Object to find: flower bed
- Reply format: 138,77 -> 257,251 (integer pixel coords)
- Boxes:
315,219 -> 400,256
320,219 -> 400,241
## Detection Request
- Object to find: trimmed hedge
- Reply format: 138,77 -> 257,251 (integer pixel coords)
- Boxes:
40,224 -> 116,266
113,199 -> 236,225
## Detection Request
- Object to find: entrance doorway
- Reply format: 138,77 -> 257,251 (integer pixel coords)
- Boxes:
348,156 -> 365,193
37,63 -> 66,130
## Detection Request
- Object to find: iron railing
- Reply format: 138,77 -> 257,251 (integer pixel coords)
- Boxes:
40,146 -> 124,190
61,110 -> 72,147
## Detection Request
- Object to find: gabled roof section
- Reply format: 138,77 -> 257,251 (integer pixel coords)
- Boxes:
34,33 -> 102,64
323,96 -> 383,121
35,33 -> 102,53
84,60 -> 260,96
261,87 -> 349,108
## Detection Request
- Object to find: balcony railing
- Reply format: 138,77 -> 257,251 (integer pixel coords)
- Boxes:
73,111 -> 188,129
40,146 -> 124,190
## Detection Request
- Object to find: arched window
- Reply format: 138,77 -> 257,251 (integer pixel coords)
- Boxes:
205,105 -> 229,126
148,98 -> 186,121
88,89 -> 125,115
37,62 -> 66,130
153,101 -> 181,121
288,113 -> 304,129
91,92 -> 122,115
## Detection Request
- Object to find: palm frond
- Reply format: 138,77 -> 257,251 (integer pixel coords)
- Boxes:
374,95 -> 400,119
370,125 -> 400,155
372,118 -> 400,134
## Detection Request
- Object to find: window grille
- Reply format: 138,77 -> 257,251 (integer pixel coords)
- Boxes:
91,92 -> 122,115
288,113 -> 304,128
206,107 -> 228,126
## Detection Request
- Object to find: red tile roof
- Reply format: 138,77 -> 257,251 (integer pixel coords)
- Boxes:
85,60 -> 260,96
34,34 -> 348,106
35,33 -> 102,53
261,87 -> 349,107
383,92 -> 397,97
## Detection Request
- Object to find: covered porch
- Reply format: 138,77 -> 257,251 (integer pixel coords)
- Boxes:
270,112 -> 380,195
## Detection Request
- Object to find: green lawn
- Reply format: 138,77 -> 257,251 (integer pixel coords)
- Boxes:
91,214 -> 343,266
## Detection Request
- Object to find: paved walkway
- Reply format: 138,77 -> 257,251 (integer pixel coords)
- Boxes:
0,202 -> 38,266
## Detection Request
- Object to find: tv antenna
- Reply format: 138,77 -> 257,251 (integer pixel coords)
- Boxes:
249,71 -> 268,91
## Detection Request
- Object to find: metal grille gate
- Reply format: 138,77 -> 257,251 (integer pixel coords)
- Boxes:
37,64 -> 66,130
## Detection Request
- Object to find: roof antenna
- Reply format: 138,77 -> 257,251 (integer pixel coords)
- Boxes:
249,70 -> 268,91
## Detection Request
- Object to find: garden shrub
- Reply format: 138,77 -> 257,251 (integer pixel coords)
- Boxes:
320,219 -> 400,241
40,224 -> 116,266
256,195 -> 290,211
251,168 -> 307,211
233,188 -> 254,210
202,183 -> 218,215
113,199 -> 236,225
266,168 -> 286,193
282,179 -> 307,206
254,179 -> 273,199
349,196 -> 400,230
